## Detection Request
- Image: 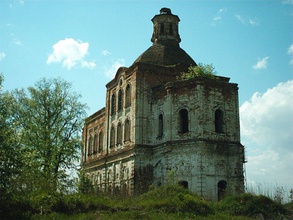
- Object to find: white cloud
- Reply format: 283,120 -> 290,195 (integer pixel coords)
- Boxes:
240,80 -> 293,188
249,18 -> 259,26
287,43 -> 293,64
103,59 -> 125,78
211,8 -> 227,26
282,0 -> 293,4
101,50 -> 111,56
235,14 -> 245,24
81,60 -> 96,70
235,14 -> 259,26
14,39 -> 22,46
252,56 -> 269,69
47,38 -> 96,70
0,52 -> 6,61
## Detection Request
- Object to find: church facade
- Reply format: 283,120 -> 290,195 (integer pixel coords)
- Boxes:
81,8 -> 245,201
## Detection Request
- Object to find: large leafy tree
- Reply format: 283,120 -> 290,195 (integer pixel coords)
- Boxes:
10,78 -> 87,193
0,74 -> 23,200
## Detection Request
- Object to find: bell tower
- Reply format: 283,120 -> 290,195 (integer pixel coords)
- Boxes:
151,8 -> 181,46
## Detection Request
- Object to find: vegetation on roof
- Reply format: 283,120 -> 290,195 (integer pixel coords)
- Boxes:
179,63 -> 217,80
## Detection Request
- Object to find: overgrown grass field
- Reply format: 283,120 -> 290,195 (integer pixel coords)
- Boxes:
2,185 -> 293,220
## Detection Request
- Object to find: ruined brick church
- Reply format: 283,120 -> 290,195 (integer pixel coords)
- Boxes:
82,8 -> 245,201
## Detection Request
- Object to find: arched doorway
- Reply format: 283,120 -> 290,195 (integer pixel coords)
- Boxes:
178,180 -> 188,189
218,180 -> 227,201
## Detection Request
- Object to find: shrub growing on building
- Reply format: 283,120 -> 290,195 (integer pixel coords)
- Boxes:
179,63 -> 217,80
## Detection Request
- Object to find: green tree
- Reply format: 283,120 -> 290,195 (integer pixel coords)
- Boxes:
10,77 -> 87,193
179,63 -> 217,80
0,74 -> 24,214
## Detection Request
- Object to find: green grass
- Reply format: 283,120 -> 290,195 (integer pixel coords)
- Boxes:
3,185 -> 292,220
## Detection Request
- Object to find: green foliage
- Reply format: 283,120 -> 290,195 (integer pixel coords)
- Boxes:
179,63 -> 217,80
0,74 -> 25,217
8,77 -> 87,193
78,170 -> 94,194
1,76 -> 88,218
137,185 -> 213,216
217,193 -> 287,218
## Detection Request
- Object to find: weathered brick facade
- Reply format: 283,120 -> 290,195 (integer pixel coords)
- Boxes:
82,8 -> 245,201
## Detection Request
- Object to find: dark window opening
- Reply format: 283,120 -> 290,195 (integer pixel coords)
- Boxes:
218,180 -> 227,201
117,123 -> 122,144
124,119 -> 131,142
88,136 -> 93,155
178,180 -> 188,189
98,131 -> 103,153
160,23 -> 165,35
110,127 -> 115,148
179,109 -> 189,134
118,89 -> 123,112
125,84 -> 131,108
215,109 -> 224,133
111,94 -> 116,115
93,134 -> 98,153
158,114 -> 163,137
169,24 -> 173,35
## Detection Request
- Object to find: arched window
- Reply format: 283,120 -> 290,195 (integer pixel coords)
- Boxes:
158,114 -> 163,137
178,109 -> 189,134
160,23 -> 164,35
110,126 -> 115,148
169,23 -> 173,35
88,136 -> 93,155
118,89 -> 123,112
93,134 -> 98,153
125,84 -> 131,108
124,119 -> 131,142
178,180 -> 188,189
98,131 -> 103,153
111,93 -> 116,115
215,109 -> 224,133
218,180 -> 227,201
117,123 -> 122,145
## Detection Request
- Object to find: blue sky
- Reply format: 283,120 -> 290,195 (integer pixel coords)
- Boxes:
1,0 -> 292,195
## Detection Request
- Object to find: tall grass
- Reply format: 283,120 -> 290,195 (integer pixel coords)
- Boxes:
246,182 -> 292,204
2,184 -> 292,219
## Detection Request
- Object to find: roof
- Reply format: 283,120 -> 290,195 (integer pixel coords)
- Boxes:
133,43 -> 196,67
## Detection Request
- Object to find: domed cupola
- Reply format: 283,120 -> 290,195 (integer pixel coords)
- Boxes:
151,7 -> 181,46
133,8 -> 196,67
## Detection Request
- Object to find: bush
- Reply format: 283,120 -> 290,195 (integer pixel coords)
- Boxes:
52,193 -> 112,214
217,193 -> 286,218
137,185 -> 213,216
0,194 -> 32,219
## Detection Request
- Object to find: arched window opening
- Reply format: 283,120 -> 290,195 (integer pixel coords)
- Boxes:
110,126 -> 115,148
178,180 -> 188,189
93,134 -> 98,153
111,94 -> 116,115
218,180 -> 227,201
169,23 -> 173,35
215,109 -> 224,133
118,89 -> 123,112
178,109 -> 189,134
117,123 -> 122,145
98,131 -> 103,153
88,136 -> 93,155
124,119 -> 131,142
160,23 -> 165,35
125,84 -> 131,108
158,114 -> 163,137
